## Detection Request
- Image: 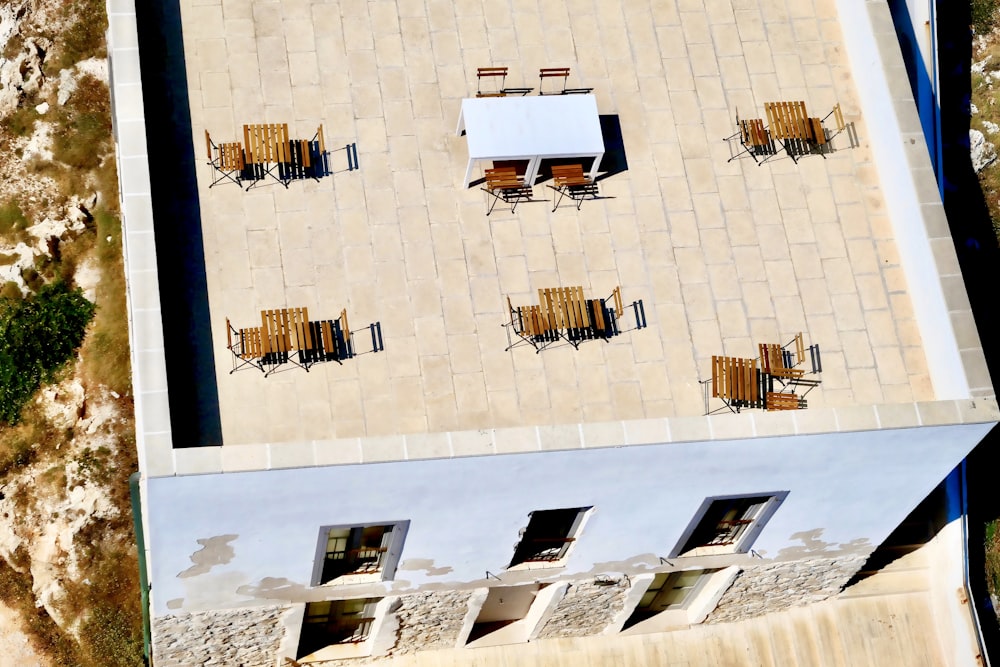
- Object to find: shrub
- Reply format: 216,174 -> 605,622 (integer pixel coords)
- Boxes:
1,106 -> 40,138
48,0 -> 108,72
52,78 -> 112,171
973,0 -> 999,34
0,280 -> 96,424
0,201 -> 29,236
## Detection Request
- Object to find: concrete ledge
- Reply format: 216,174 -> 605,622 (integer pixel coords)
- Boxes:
154,398 -> 999,478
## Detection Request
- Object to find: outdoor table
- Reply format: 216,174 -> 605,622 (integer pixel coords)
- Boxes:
456,95 -> 605,187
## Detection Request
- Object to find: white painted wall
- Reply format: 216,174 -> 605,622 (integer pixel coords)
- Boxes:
146,422 -> 991,617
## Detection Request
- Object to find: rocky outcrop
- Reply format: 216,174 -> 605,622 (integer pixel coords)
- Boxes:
971,129 -> 998,173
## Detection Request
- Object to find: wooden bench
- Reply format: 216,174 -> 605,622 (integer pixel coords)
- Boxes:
205,131 -> 247,188
766,391 -> 806,410
548,164 -> 599,210
243,122 -> 291,189
477,67 -> 508,95
483,166 -> 533,215
710,355 -> 763,413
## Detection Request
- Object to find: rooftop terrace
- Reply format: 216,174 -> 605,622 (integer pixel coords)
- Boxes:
111,0 -> 996,472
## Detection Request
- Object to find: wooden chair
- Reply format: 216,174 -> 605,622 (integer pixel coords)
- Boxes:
548,164 -> 599,210
539,67 -> 570,94
765,391 -> 806,410
725,109 -> 775,165
708,355 -> 764,413
243,123 -> 291,189
226,317 -> 267,373
483,166 -> 533,215
285,124 -> 329,182
760,332 -> 822,393
477,67 -> 508,96
539,67 -> 593,95
205,131 -> 247,188
505,296 -> 557,352
824,103 -> 845,136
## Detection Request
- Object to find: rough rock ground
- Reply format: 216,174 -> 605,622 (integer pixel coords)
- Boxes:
1,0 -> 135,663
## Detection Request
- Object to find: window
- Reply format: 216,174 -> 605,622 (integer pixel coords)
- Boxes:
297,598 -> 381,658
621,568 -> 725,632
311,521 -> 408,585
637,569 -> 715,613
670,492 -> 787,557
508,507 -> 591,568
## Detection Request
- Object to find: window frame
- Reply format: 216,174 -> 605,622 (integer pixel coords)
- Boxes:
297,597 -> 382,658
507,506 -> 593,570
310,520 -> 409,586
669,492 -> 787,558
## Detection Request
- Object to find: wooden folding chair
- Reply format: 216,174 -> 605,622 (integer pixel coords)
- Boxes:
226,317 -> 266,373
706,355 -> 764,414
725,109 -> 775,165
547,164 -> 599,210
483,166 -> 533,215
765,391 -> 806,410
504,296 -> 557,352
477,67 -> 508,96
538,67 -> 593,95
823,103 -> 846,139
205,131 -> 247,188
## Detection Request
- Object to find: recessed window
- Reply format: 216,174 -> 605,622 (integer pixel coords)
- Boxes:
621,568 -> 728,633
297,598 -> 381,658
508,507 -> 591,568
671,493 -> 787,558
312,522 -> 408,585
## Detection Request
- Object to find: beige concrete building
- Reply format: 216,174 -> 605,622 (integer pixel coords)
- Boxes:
106,0 -> 996,664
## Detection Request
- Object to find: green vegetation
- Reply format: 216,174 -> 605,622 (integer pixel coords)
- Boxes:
52,75 -> 113,171
0,0 -> 142,664
972,30 -> 1000,244
988,519 -> 1000,607
974,0 -> 999,35
0,280 -> 96,424
0,201 -> 29,236
48,0 -> 109,72
1,106 -> 40,138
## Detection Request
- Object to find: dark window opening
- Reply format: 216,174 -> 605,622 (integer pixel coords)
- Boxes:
297,598 -> 380,658
509,507 -> 590,567
671,492 -> 787,558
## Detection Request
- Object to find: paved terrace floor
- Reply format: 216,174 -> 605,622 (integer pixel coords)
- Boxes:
180,0 -> 933,446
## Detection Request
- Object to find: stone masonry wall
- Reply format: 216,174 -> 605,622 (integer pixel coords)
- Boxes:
152,605 -> 290,667
705,554 -> 868,624
380,590 -> 474,657
536,579 -> 629,639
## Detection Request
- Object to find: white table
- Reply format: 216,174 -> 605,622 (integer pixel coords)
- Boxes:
456,95 -> 605,188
